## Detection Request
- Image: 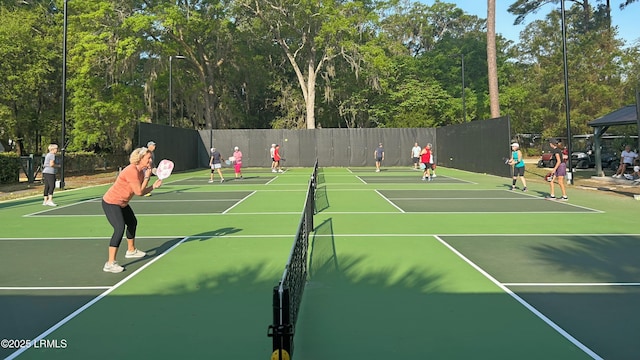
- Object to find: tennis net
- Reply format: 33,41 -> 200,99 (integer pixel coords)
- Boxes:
268,159 -> 318,360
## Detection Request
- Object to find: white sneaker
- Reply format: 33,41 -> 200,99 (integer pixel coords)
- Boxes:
103,261 -> 124,273
208,180 -> 214,183
375,169 -> 380,173
432,174 -> 437,178
278,169 -> 284,173
125,249 -> 146,258
46,201 -> 57,207
272,169 -> 277,173
43,200 -> 48,205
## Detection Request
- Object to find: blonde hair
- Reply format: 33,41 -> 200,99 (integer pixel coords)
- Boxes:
48,144 -> 58,152
129,147 -> 149,164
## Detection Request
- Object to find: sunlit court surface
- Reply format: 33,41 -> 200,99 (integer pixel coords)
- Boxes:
1,165 -> 639,359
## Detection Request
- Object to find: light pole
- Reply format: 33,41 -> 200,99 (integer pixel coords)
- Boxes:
169,55 -> 186,127
451,53 -> 466,122
460,53 -> 466,123
560,1 -> 573,184
60,0 -> 68,189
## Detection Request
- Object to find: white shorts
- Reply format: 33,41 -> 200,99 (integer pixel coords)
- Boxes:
211,163 -> 222,169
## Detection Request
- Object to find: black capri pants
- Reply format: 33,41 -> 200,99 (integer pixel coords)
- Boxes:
102,200 -> 138,247
43,173 -> 56,196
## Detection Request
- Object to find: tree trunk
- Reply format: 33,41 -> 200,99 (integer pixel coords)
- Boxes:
306,58 -> 316,129
487,0 -> 500,118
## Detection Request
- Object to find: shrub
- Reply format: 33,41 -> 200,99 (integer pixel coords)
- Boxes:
0,153 -> 20,183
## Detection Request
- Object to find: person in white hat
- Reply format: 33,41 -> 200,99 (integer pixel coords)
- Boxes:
508,142 -> 527,192
232,146 -> 243,179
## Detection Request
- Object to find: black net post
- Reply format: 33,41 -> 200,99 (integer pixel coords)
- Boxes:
268,286 -> 293,360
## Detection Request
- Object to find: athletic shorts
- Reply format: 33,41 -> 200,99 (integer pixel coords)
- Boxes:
376,157 -> 383,162
554,163 -> 567,177
412,157 -> 419,164
513,166 -> 525,177
211,163 -> 222,170
422,162 -> 433,170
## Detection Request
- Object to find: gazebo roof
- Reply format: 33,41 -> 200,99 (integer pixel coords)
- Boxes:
588,105 -> 638,127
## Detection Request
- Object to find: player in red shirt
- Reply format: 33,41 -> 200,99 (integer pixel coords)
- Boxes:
274,144 -> 283,173
420,143 -> 434,181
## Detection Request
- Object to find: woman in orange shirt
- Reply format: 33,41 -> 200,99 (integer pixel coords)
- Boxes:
101,147 -> 163,273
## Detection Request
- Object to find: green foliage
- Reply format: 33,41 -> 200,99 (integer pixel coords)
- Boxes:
63,151 -> 128,173
0,0 -> 639,149
0,6 -> 61,155
0,152 -> 20,183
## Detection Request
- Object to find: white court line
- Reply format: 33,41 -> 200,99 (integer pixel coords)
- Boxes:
6,233 -> 640,241
437,175 -> 477,184
4,236 -> 190,360
387,197 -> 548,200
0,182 -> 112,204
374,189 -> 405,213
317,210 -> 599,214
5,233 -> 640,241
0,234 -> 297,241
503,282 -> 640,287
128,199 -> 244,202
434,235 -> 603,360
265,176 -> 278,185
302,233 -> 640,237
25,211 -> 303,218
346,168 -> 354,174
24,197 -> 100,217
0,286 -> 111,290
222,191 -> 256,214
355,176 -> 367,184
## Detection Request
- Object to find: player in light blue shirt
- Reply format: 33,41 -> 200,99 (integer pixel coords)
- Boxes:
509,142 -> 527,192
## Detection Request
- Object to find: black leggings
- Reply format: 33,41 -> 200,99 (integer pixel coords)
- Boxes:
102,200 -> 137,247
43,173 -> 56,196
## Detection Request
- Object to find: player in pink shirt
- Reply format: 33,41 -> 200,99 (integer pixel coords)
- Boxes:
233,146 -> 243,179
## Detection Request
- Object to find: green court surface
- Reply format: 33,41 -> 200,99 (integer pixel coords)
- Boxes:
1,166 -> 639,359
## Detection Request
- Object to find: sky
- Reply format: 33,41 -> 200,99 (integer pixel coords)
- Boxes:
420,0 -> 639,46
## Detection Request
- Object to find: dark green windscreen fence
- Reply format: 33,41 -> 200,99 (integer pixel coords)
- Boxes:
197,128 -> 436,168
137,123 -> 200,172
138,117 -> 510,177
436,116 -> 511,178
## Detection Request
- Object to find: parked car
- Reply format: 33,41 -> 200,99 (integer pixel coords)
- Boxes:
537,139 -> 567,168
537,134 -> 623,170
571,148 -> 618,169
537,152 -> 557,168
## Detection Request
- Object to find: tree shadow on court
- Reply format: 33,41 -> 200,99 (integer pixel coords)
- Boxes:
9,229 -> 630,359
6,261 -> 287,359
515,235 -> 640,359
120,228 -> 242,269
0,197 -> 46,210
186,227 -> 243,242
290,218 -> 595,359
529,235 -> 640,284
